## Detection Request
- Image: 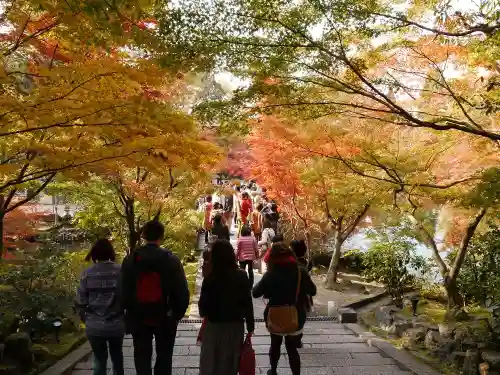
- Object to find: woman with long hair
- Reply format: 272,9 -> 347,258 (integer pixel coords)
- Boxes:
211,214 -> 230,241
198,240 -> 255,375
236,225 -> 259,287
76,239 -> 125,375
252,243 -> 316,375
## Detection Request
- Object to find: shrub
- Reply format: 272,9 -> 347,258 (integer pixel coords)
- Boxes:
454,225 -> 500,306
342,249 -> 365,272
363,232 -> 428,308
0,246 -> 86,341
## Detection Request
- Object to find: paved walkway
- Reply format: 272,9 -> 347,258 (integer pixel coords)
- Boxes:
72,322 -> 412,375
70,226 -> 415,375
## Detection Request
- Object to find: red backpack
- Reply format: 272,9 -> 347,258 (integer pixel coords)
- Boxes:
133,252 -> 169,325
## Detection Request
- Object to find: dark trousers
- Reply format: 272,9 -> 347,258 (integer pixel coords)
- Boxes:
269,334 -> 301,375
88,336 -> 124,375
239,260 -> 254,287
133,321 -> 178,375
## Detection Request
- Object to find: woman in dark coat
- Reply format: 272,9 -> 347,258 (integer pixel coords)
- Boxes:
210,214 -> 230,241
252,243 -> 316,375
198,240 -> 255,375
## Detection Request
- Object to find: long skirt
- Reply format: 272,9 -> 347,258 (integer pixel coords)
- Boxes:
199,321 -> 244,375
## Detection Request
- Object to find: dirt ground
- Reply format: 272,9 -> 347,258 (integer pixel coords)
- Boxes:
309,271 -> 385,316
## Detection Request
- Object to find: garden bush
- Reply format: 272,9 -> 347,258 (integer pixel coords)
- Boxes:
342,249 -> 365,273
363,232 -> 428,308
0,245 -> 86,341
453,225 -> 500,307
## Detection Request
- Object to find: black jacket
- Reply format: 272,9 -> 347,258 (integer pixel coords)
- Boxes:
252,262 -> 316,329
211,224 -> 230,241
199,268 -> 255,332
121,244 -> 190,324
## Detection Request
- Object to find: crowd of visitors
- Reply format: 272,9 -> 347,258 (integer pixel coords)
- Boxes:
75,180 -> 316,375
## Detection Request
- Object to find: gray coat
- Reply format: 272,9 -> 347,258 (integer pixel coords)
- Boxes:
75,261 -> 125,337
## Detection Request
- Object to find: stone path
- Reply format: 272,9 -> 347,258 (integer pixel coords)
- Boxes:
69,225 -> 422,375
71,322 -> 413,375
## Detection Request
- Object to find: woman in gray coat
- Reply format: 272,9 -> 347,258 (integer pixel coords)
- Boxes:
75,239 -> 124,375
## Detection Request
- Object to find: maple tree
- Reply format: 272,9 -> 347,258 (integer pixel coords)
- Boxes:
245,116 -> 323,249
0,1 -> 220,257
1,204 -> 42,258
263,109 -> 498,301
240,98 -> 498,297
245,115 -> 391,286
161,0 -> 499,143
58,165 -> 214,254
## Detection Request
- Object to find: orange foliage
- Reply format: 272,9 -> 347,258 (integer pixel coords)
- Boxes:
2,204 -> 48,257
246,116 -> 303,200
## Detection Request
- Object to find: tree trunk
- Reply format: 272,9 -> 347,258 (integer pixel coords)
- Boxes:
444,275 -> 464,308
325,234 -> 343,288
125,199 -> 138,253
305,231 -> 312,255
445,208 -> 487,308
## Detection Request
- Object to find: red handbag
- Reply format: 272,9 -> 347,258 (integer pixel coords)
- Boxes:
262,247 -> 271,263
239,334 -> 255,375
197,318 -> 207,345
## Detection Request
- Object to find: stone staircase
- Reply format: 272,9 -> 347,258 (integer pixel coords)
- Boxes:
67,226 -> 440,375
71,321 -> 415,375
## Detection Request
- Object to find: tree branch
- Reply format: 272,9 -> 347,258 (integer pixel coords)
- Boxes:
408,214 -> 449,276
341,204 -> 370,239
0,150 -> 144,192
371,12 -> 500,37
6,173 -> 56,212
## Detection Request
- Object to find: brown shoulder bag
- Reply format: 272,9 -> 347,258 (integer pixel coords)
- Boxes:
267,266 -> 301,334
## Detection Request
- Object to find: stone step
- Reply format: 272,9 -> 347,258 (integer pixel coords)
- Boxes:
70,322 -> 419,375
118,343 -> 383,357
75,353 -> 399,369
73,367 -> 412,375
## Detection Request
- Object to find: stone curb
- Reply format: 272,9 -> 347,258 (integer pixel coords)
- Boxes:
188,254 -> 204,319
342,290 -> 389,310
343,323 -> 441,375
39,341 -> 92,375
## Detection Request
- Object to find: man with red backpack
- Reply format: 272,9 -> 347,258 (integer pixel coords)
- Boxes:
121,220 -> 190,375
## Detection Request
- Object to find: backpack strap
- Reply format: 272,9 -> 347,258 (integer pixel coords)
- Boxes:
295,266 -> 302,305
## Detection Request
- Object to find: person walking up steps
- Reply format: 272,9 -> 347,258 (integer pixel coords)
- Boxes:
223,191 -> 234,226
251,203 -> 264,242
203,196 -> 213,244
76,239 -> 125,375
233,186 -> 241,227
198,239 -> 255,375
121,220 -> 190,375
252,243 -> 316,375
257,216 -> 275,274
236,225 -> 259,287
240,192 -> 252,226
211,214 -> 230,241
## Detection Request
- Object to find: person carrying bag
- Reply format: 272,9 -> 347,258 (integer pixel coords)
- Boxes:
267,266 -> 301,334
252,244 -> 316,375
